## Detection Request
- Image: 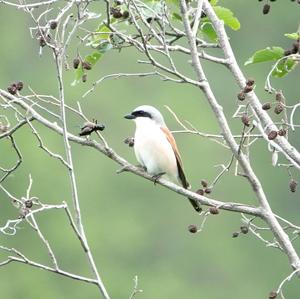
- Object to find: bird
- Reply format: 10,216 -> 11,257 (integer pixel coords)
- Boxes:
124,105 -> 201,212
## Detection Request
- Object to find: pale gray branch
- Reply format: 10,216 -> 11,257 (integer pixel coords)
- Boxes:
181,0 -> 300,272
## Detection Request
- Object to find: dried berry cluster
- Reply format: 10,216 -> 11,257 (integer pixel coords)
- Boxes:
73,57 -> 93,82
261,91 -> 288,140
7,81 -> 24,95
262,91 -> 285,116
124,137 -> 135,147
196,179 -> 212,195
110,7 -> 129,19
187,206 -> 220,235
237,78 -> 255,101
232,225 -> 249,238
79,120 -> 105,136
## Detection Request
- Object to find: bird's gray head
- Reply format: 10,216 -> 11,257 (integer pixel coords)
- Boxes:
124,105 -> 166,126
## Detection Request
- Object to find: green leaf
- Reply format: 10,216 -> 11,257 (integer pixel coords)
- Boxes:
87,23 -> 111,48
97,41 -> 113,53
71,52 -> 103,86
171,12 -> 182,21
272,57 -> 298,78
284,32 -> 300,40
213,6 -> 240,30
200,22 -> 217,42
210,0 -> 219,5
245,47 -> 284,65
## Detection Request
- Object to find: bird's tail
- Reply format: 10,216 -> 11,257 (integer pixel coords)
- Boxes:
177,161 -> 202,213
188,196 -> 202,213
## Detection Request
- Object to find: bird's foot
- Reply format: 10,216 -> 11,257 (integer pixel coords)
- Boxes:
152,172 -> 166,185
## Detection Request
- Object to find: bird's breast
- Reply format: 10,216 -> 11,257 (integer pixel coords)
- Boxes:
133,123 -> 178,180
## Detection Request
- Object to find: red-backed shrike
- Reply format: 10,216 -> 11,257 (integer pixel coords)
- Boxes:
125,105 -> 201,212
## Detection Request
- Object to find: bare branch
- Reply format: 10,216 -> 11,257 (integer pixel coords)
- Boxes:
181,0 -> 300,272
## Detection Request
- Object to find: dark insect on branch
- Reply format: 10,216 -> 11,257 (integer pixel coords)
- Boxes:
79,119 -> 105,137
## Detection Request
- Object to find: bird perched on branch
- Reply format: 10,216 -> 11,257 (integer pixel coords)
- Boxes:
124,105 -> 201,212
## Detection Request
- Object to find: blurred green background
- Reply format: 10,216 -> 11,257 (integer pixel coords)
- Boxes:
1,1 -> 300,298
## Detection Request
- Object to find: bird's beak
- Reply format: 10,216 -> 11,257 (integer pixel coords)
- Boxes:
124,114 -> 136,120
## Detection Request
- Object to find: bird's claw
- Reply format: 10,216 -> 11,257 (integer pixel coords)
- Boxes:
152,172 -> 166,185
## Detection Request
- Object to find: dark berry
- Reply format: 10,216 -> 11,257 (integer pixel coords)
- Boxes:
16,81 -> 23,91
263,4 -> 271,14
209,207 -> 219,215
124,137 -> 135,147
25,200 -> 33,208
246,78 -> 255,86
82,61 -> 92,70
82,74 -> 87,83
262,102 -> 271,110
275,91 -> 283,102
289,179 -> 297,193
278,129 -> 287,136
240,226 -> 249,234
39,37 -> 46,47
188,224 -> 198,233
196,189 -> 204,196
232,232 -> 239,238
241,114 -> 250,127
204,188 -> 212,194
73,58 -> 80,69
110,7 -> 123,19
243,85 -> 253,93
269,291 -> 277,299
274,103 -> 284,114
237,91 -> 246,101
146,17 -> 153,23
7,85 -> 17,95
50,20 -> 58,30
201,180 -> 208,188
268,131 -> 278,140
122,11 -> 129,19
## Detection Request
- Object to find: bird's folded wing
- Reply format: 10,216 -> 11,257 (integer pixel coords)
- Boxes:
160,126 -> 190,189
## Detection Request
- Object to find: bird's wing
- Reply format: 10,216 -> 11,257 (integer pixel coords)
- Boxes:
160,126 -> 190,189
